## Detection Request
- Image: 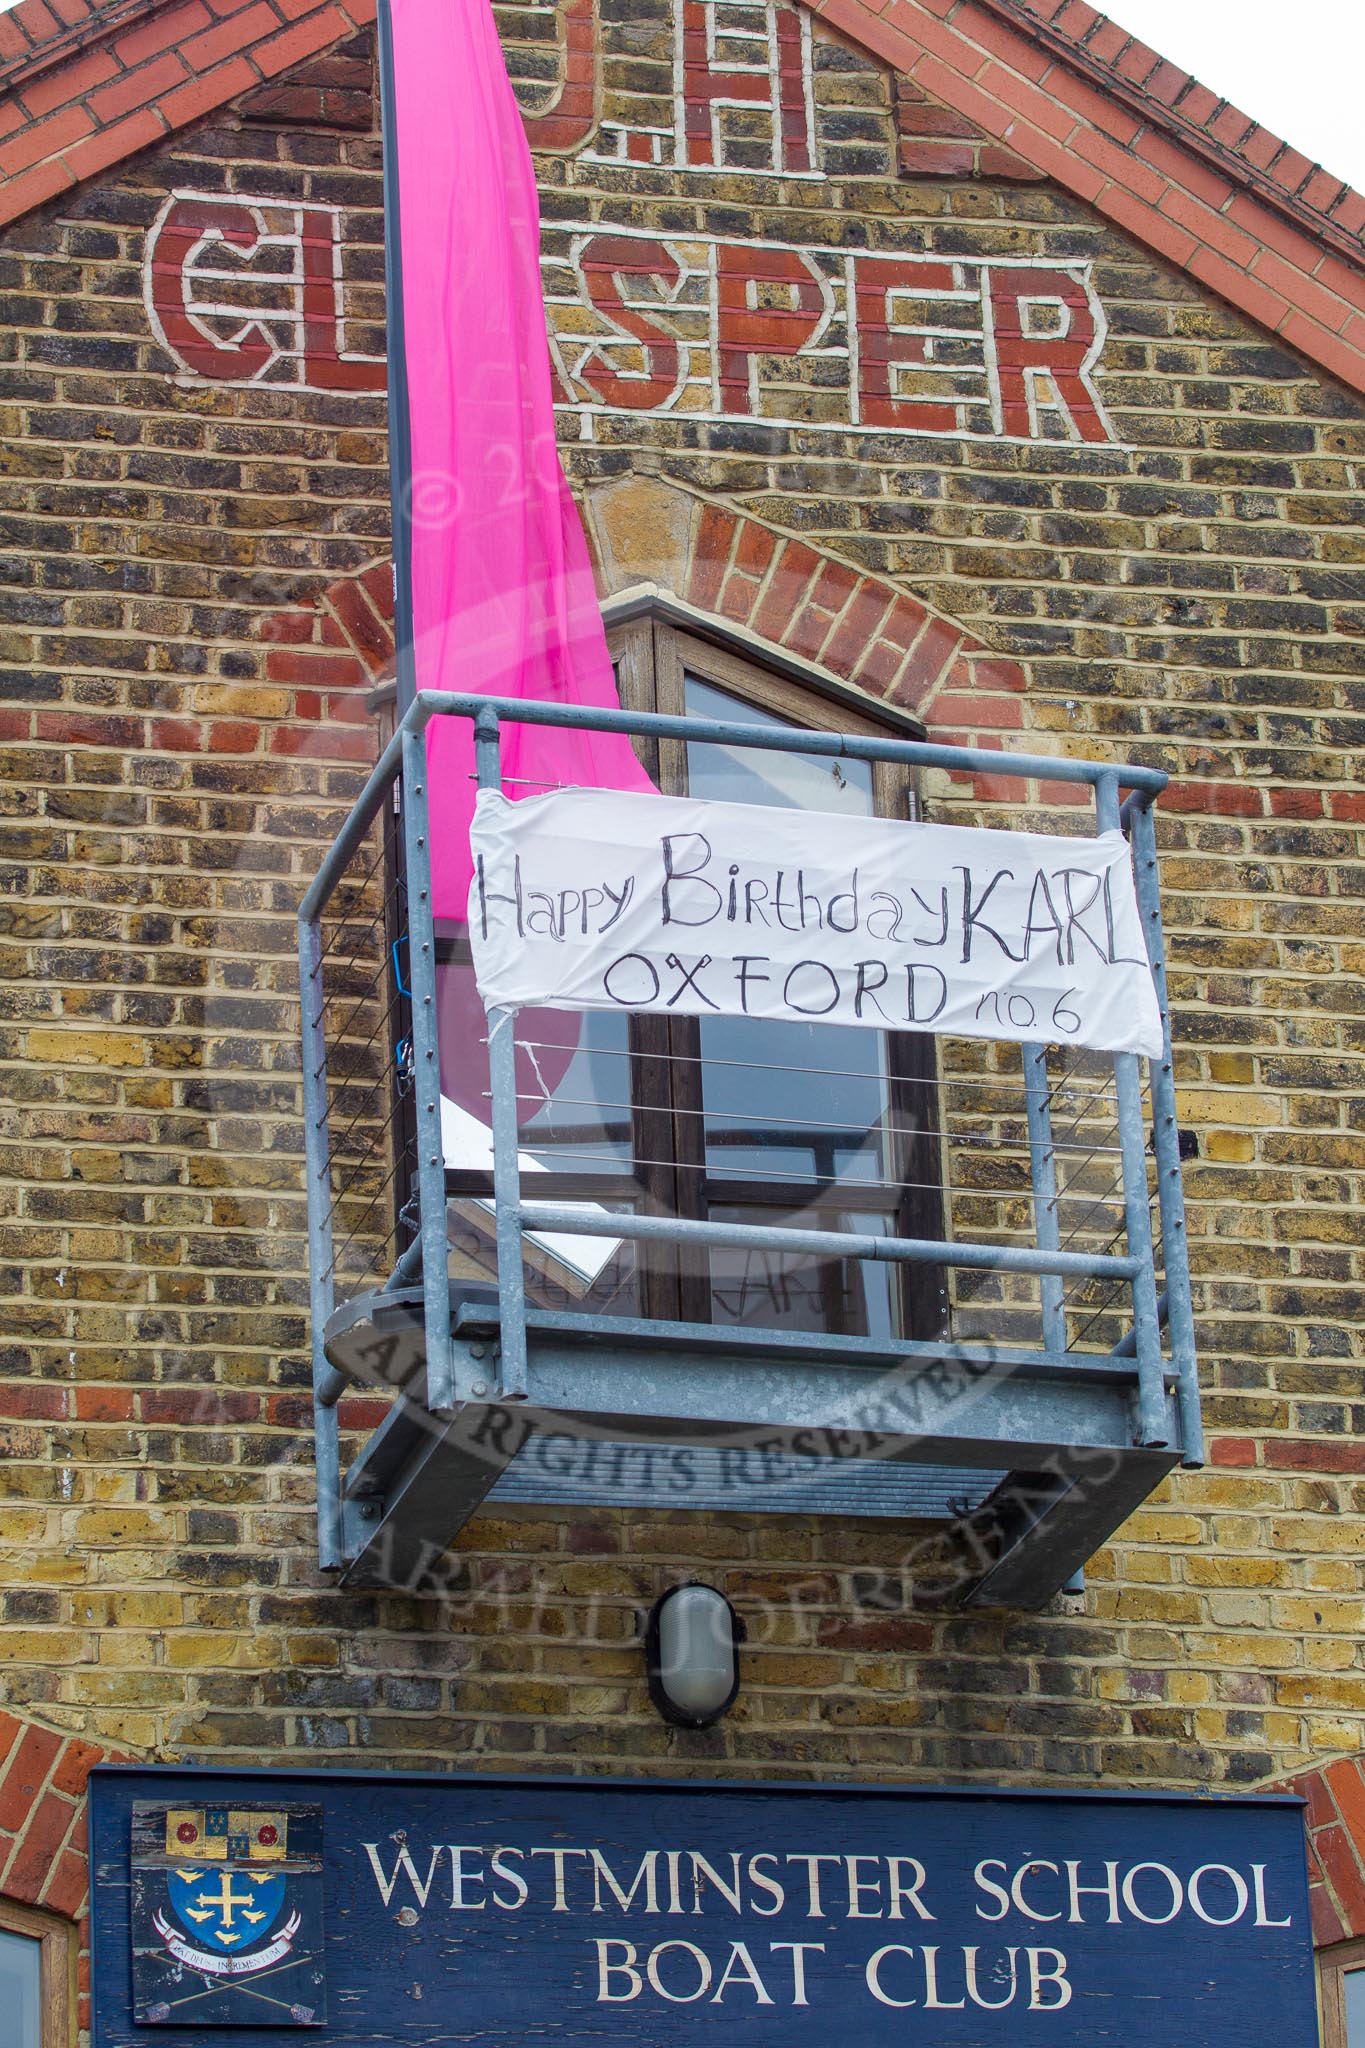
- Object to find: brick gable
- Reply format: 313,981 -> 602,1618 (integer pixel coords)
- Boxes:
2,0 -> 1365,398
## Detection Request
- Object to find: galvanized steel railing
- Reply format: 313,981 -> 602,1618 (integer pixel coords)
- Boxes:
298,692 -> 1199,1571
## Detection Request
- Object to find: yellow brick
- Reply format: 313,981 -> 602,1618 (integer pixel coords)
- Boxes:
27,1029 -> 146,1067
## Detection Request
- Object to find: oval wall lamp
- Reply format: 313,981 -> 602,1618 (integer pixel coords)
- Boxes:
645,1584 -> 745,1729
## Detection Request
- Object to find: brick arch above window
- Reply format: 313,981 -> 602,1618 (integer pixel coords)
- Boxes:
256,482 -> 1048,801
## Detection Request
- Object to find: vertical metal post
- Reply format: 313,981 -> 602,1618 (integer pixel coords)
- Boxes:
1022,1043 -> 1067,1355
401,726 -> 455,1413
297,916 -> 342,1570
1129,797 -> 1203,1467
1096,771 -> 1168,1447
474,708 -> 529,1399
376,0 -> 418,718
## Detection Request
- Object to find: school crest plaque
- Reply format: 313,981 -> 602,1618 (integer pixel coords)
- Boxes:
130,1801 -> 325,2026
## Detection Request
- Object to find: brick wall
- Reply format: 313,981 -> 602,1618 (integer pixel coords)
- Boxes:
1,2 -> 1363,1837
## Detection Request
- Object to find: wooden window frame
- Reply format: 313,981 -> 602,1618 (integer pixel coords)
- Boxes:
1320,1933 -> 1365,2048
0,1896 -> 75,2048
609,612 -> 947,1341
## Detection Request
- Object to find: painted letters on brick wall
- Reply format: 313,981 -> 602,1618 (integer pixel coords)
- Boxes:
142,0 -> 1115,447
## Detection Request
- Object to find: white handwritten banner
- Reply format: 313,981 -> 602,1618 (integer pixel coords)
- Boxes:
467,789 -> 1163,1058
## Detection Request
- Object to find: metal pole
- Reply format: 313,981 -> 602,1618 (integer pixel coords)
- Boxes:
1096,771 -> 1168,1448
297,915 -> 343,1570
518,1202 -> 1139,1281
1129,798 -> 1203,1467
400,727 -> 455,1413
394,691 -> 1170,793
474,708 -> 529,1400
1023,1042 -> 1067,1355
376,0 -> 418,718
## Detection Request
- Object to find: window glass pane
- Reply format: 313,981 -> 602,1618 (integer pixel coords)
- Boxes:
709,1206 -> 895,1341
1344,1963 -> 1365,2046
0,1928 -> 41,2048
684,677 -> 874,815
438,963 -> 632,1174
685,677 -> 892,1194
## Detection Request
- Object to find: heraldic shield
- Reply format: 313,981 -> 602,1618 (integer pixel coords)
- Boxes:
130,1801 -> 326,2027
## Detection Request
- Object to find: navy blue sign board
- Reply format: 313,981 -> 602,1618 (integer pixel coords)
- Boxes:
91,1767 -> 1317,2046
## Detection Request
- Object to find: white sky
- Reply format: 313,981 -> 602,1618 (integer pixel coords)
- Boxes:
2,0 -> 1360,193
1095,0 -> 1365,191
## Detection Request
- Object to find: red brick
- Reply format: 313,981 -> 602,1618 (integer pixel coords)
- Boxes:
260,608 -> 315,646
1250,248 -> 1354,335
335,1395 -> 389,1431
139,1387 -> 260,1424
1277,312 -> 1365,391
59,105 -> 166,184
965,655 -> 1027,693
1268,788 -> 1325,819
114,0 -> 212,65
150,719 -> 201,752
1173,81 -> 1220,128
0,1384 -> 69,1421
17,47 -> 120,119
688,503 -> 737,611
0,99 -> 93,177
809,556 -> 857,616
1264,1438 -> 1365,1474
733,519 -> 777,579
1328,189 -> 1365,237
1267,145 -> 1315,197
5,1789 -> 77,1901
270,724 -> 373,761
816,1615 -> 933,1651
251,6 -> 350,83
1287,1768 -> 1338,1833
1209,1435 -> 1256,1467
0,14 -> 33,58
1310,1877 -> 1347,1946
901,138 -> 976,178
930,690 -> 1022,729
359,561 -> 396,622
979,144 -> 1046,180
824,580 -> 894,678
1186,245 -> 1293,335
264,648 -> 367,687
87,48 -> 185,123
0,1726 -> 62,1832
1207,103 -> 1255,149
40,1846 -> 88,1920
896,98 -> 980,142
205,718 -> 260,752
1316,1823 -> 1365,1937
1132,127 -> 1234,212
752,539 -> 821,644
73,1386 -> 135,1421
1326,1760 -> 1365,1854
327,576 -> 395,673
902,610 -> 964,689
718,570 -> 761,624
179,0 -> 275,69
0,1717 -> 23,1771
156,55 -> 258,131
36,711 -> 142,749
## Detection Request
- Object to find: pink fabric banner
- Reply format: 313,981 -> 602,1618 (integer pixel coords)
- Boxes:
388,0 -> 653,921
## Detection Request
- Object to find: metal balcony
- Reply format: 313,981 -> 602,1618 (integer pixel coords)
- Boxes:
297,692 -> 1200,1609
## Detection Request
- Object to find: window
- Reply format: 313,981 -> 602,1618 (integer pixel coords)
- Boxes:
1322,1938 -> 1365,2048
436,612 -> 944,1340
0,1901 -> 73,2048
